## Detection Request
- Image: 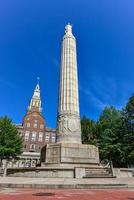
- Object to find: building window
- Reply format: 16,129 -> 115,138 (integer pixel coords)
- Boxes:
40,124 -> 44,129
32,132 -> 36,141
27,123 -> 30,128
38,132 -> 43,142
52,135 -> 56,143
45,133 -> 49,142
33,123 -> 37,128
25,131 -> 30,141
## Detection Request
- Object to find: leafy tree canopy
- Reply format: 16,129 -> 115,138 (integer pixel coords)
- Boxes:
121,94 -> 134,165
81,116 -> 97,146
0,116 -> 23,160
81,106 -> 126,167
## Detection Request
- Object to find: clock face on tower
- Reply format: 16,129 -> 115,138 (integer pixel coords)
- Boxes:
35,91 -> 39,97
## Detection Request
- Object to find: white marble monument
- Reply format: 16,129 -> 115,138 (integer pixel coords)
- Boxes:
57,24 -> 81,144
42,24 -> 99,169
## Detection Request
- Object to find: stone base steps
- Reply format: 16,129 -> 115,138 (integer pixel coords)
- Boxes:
83,175 -> 116,178
83,167 -> 115,178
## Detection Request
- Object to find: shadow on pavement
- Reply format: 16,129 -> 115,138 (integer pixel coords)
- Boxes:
32,192 -> 55,197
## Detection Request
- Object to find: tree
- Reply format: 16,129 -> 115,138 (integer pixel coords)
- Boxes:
96,106 -> 123,167
81,102 -> 134,167
121,94 -> 134,166
0,116 -> 23,176
81,116 -> 97,146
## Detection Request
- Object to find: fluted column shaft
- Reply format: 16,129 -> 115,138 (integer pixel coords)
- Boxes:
57,24 -> 81,144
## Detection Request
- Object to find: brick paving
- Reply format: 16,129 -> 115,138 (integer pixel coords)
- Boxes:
0,188 -> 134,200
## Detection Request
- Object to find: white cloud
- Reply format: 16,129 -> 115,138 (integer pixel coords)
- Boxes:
80,75 -> 134,111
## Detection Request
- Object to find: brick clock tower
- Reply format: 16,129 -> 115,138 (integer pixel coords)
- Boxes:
14,81 -> 56,168
22,82 -> 46,153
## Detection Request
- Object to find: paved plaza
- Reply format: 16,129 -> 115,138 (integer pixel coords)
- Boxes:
0,188 -> 134,200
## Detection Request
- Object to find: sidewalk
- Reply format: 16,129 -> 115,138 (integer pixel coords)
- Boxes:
0,188 -> 134,200
0,177 -> 133,189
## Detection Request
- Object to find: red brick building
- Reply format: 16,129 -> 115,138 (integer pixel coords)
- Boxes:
14,82 -> 56,167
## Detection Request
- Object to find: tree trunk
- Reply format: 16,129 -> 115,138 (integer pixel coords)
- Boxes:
3,159 -> 8,177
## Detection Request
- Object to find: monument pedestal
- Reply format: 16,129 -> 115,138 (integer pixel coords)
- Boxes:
40,143 -> 102,178
43,143 -> 99,166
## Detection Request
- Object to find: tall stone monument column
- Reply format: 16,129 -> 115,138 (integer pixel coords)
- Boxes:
57,24 -> 81,144
42,24 -> 99,168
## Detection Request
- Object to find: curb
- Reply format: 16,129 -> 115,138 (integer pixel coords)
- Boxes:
0,183 -> 128,189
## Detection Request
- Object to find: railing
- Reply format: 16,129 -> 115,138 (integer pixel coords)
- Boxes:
100,160 -> 114,176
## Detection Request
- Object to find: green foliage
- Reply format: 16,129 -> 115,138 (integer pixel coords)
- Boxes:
96,106 -> 123,167
81,116 -> 97,145
0,116 -> 23,160
81,104 -> 134,167
121,94 -> 134,166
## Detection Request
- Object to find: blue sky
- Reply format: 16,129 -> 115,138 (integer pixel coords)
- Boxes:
0,0 -> 134,128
